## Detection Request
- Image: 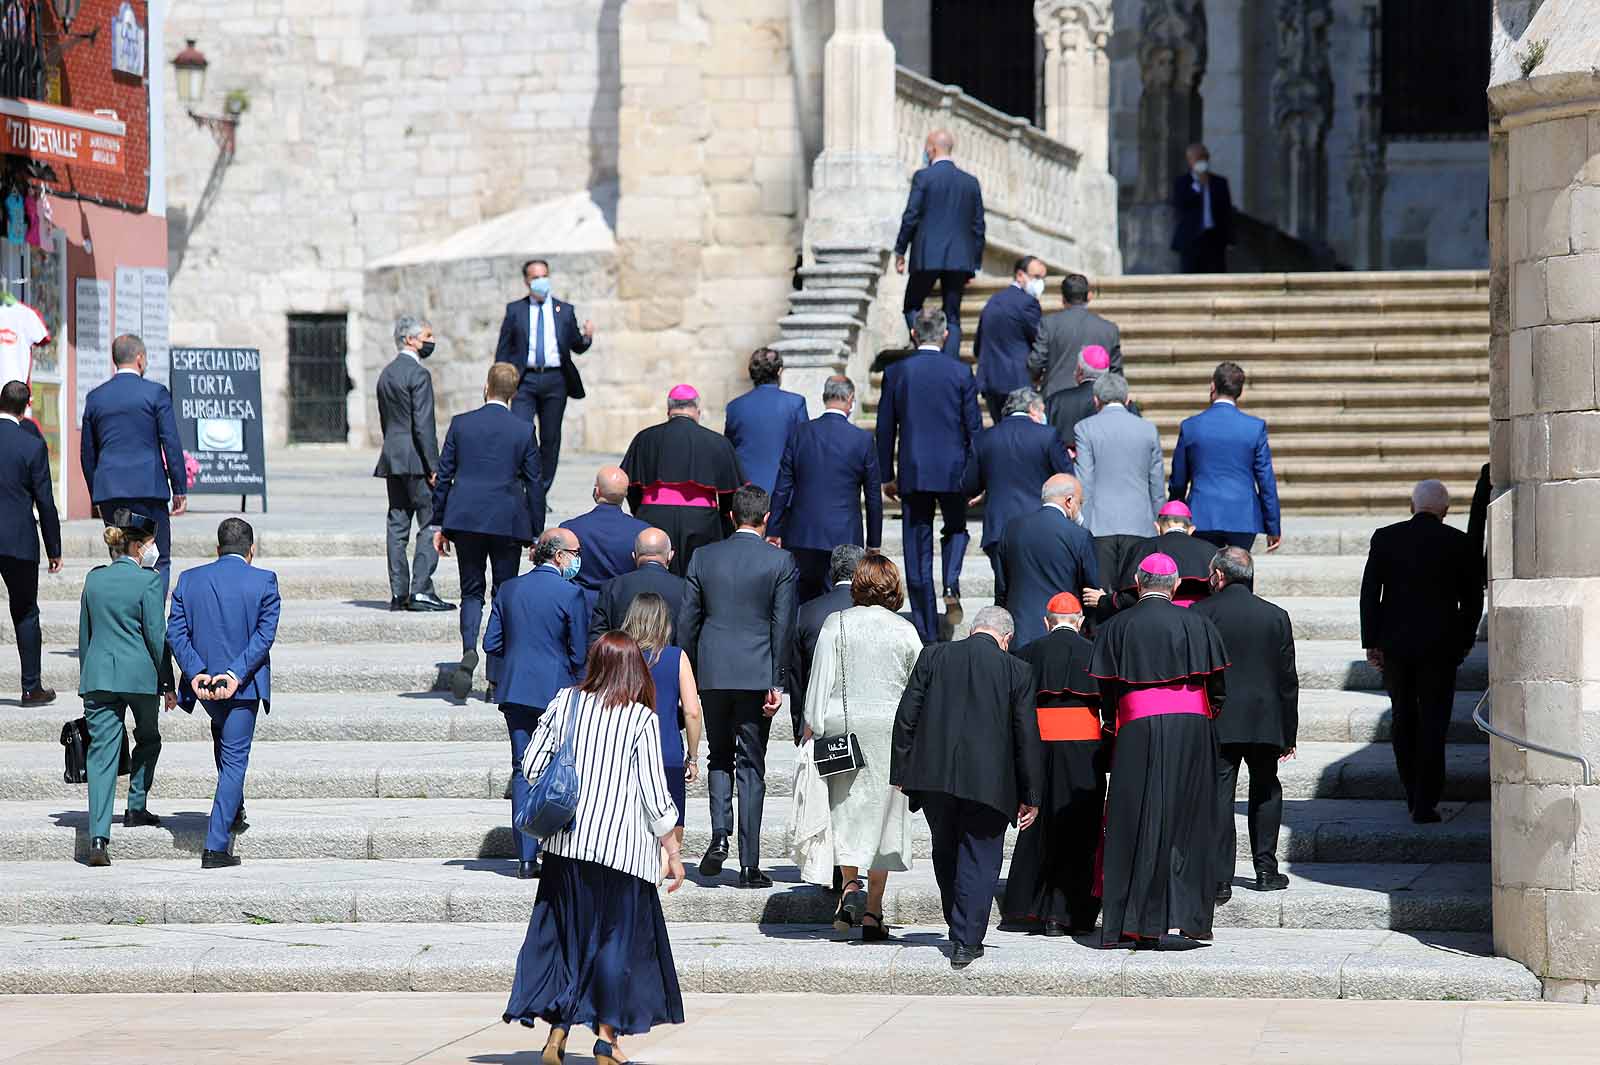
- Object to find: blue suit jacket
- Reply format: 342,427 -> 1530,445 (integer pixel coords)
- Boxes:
485,565 -> 589,710
1169,401 -> 1281,536
559,503 -> 650,615
432,403 -> 544,543
769,411 -> 883,552
166,554 -> 281,712
80,372 -> 186,503
894,160 -> 986,273
968,415 -> 1072,550
492,295 -> 593,400
0,418 -> 60,562
723,384 -> 808,495
973,283 -> 1042,396
876,347 -> 982,494
995,505 -> 1100,648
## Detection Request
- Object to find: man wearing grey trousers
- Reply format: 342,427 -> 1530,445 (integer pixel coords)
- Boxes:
373,315 -> 454,612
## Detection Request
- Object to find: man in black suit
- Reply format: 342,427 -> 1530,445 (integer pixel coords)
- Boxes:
678,485 -> 799,887
0,381 -> 61,705
374,315 -> 452,612
995,474 -> 1099,648
1171,143 -> 1236,274
1360,480 -> 1483,824
892,606 -> 1040,969
895,128 -> 986,359
967,387 -> 1071,586
1193,547 -> 1298,899
788,544 -> 866,741
589,527 -> 685,645
492,259 -> 596,495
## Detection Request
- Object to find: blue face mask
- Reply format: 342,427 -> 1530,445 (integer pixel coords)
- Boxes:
921,150 -> 931,168
561,555 -> 582,581
529,277 -> 552,299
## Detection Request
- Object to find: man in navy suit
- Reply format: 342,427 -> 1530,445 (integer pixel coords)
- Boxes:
994,474 -> 1099,648
432,364 -> 544,703
588,527 -> 685,644
165,518 -> 281,868
492,259 -> 596,495
80,334 -> 187,595
1171,143 -> 1235,274
723,347 -> 808,496
968,387 -> 1071,588
0,381 -> 61,705
973,256 -> 1048,423
1169,361 -> 1283,553
560,465 -> 649,616
895,128 -> 986,359
877,310 -> 983,643
768,375 -> 882,602
485,527 -> 589,878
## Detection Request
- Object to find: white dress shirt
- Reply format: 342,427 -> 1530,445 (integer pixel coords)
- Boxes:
527,298 -> 562,369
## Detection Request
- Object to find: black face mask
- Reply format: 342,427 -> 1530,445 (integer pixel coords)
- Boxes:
417,340 -> 436,359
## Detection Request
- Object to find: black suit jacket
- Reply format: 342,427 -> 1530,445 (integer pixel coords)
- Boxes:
678,531 -> 798,691
891,632 -> 1041,817
1170,171 -> 1235,251
0,418 -> 61,562
492,295 -> 593,400
788,582 -> 855,739
1192,583 -> 1298,749
589,561 -> 686,646
1360,513 -> 1483,662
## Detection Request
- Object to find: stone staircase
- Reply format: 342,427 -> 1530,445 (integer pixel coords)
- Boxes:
864,270 -> 1490,514
0,452 -> 1535,999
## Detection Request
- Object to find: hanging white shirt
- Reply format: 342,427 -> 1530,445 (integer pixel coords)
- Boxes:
526,298 -> 562,369
0,302 -> 49,391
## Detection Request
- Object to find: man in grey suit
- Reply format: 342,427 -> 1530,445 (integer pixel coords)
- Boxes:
1074,373 -> 1163,589
373,315 -> 453,612
677,485 -> 799,889
1028,274 -> 1123,440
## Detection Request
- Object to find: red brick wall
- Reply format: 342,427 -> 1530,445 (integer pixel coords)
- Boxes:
36,0 -> 151,211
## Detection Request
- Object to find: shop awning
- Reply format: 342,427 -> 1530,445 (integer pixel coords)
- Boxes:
1,98 -> 127,174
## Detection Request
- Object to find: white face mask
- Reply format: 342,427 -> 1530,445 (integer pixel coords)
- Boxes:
1026,277 -> 1046,299
138,542 -> 160,569
1192,159 -> 1210,175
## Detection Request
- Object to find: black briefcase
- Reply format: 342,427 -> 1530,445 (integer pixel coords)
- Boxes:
60,718 -> 131,784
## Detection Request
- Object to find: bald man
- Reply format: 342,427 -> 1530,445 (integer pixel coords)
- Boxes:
589,527 -> 686,645
559,465 -> 651,615
1360,480 -> 1483,824
895,127 -> 986,359
994,474 -> 1100,647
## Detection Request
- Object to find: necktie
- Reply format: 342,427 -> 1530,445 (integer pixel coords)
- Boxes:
535,304 -> 546,370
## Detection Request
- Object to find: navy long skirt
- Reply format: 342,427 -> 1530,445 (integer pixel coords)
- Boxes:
503,853 -> 685,1037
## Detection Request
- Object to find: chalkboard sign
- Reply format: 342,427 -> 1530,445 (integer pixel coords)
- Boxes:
170,347 -> 267,508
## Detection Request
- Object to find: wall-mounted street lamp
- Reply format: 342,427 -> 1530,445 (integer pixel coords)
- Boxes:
45,0 -> 100,57
172,39 -> 246,155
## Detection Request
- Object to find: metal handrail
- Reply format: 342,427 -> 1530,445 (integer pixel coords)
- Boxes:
1472,691 -> 1593,785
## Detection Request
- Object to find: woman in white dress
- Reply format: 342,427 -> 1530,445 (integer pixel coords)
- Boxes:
802,553 -> 923,941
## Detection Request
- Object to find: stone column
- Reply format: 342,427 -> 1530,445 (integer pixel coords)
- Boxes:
1270,0 -> 1332,247
1486,8 -> 1600,1003
1123,0 -> 1207,273
1035,0 -> 1114,170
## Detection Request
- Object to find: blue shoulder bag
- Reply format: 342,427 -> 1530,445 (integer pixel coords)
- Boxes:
516,689 -> 582,840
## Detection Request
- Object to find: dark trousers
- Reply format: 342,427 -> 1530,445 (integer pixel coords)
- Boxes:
1093,534 -> 1146,593
1195,530 -> 1256,552
1384,652 -> 1457,815
701,689 -> 772,867
901,491 -> 969,643
384,475 -> 438,600
453,532 -> 522,685
83,692 -> 162,841
0,555 -> 42,691
1179,229 -> 1228,274
920,791 -> 1009,949
982,392 -> 1008,426
97,498 -> 171,597
504,702 -> 545,863
512,369 -> 567,496
204,699 -> 258,852
903,269 -> 969,359
791,547 -> 833,605
1217,742 -> 1283,881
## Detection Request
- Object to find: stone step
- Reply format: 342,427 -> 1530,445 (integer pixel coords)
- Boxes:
0,857 -> 1491,933
1238,434 -> 1487,459
0,920 -> 1535,999
1123,338 -> 1488,363
1125,363 -> 1488,389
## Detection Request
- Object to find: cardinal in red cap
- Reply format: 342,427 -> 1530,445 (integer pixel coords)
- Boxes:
1088,550 -> 1230,948
1001,590 -> 1110,936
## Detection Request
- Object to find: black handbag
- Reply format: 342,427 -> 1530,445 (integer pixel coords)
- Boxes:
60,718 -> 131,784
813,613 -> 867,779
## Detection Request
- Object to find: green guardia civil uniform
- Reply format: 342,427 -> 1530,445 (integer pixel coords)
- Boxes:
77,555 -> 170,840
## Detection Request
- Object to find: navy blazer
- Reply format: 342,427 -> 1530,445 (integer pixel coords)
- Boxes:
492,295 -> 593,401
876,347 -> 982,495
1169,401 -> 1281,536
968,415 -> 1072,551
485,565 -> 589,709
80,372 -> 186,503
1170,172 -> 1235,252
894,160 -> 986,274
432,403 -> 544,543
166,554 -> 281,712
994,505 -> 1100,648
560,503 -> 650,615
0,418 -> 60,562
589,560 -> 686,646
723,383 -> 808,495
973,283 -> 1042,396
769,411 -> 883,552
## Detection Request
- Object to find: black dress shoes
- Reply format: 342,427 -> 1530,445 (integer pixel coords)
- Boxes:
451,649 -> 478,702
124,808 -> 161,828
201,849 -> 241,869
1412,807 -> 1442,824
699,834 -> 729,877
1255,872 -> 1290,891
737,867 -> 773,889
1043,919 -> 1069,937
1215,881 -> 1233,904
20,686 -> 56,706
231,806 -> 250,835
518,859 -> 541,880
408,592 -> 456,612
389,596 -> 409,612
87,837 -> 110,867
950,943 -> 984,969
